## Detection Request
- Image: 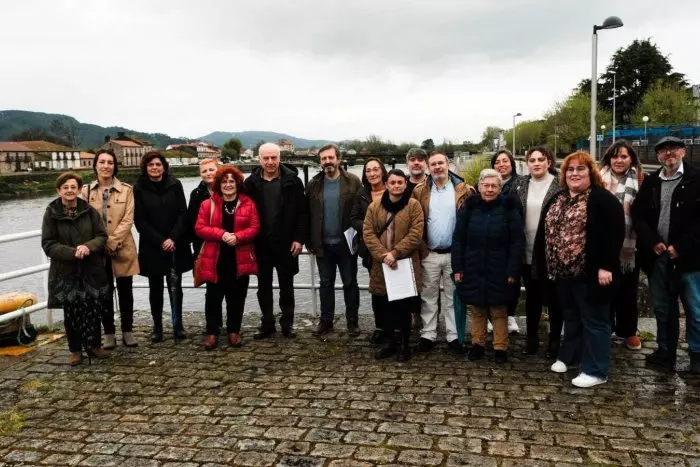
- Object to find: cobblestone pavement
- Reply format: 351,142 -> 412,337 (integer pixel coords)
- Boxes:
0,311 -> 699,466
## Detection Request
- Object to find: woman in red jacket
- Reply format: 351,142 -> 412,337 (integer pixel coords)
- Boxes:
195,166 -> 260,350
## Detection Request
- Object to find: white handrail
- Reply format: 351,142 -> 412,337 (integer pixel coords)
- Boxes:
0,230 -> 42,244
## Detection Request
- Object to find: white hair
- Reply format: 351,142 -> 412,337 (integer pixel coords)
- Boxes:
478,168 -> 502,186
258,142 -> 281,157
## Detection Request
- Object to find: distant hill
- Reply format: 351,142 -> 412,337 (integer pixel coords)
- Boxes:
0,110 -> 191,149
199,131 -> 334,149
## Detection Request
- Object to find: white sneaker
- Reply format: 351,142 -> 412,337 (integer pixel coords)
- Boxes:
487,321 -> 493,333
550,360 -> 567,373
571,373 -> 607,388
508,316 -> 519,335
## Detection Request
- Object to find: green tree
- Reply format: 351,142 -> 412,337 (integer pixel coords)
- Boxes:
502,120 -> 547,155
577,39 -> 688,124
252,140 -> 266,157
632,80 -> 698,125
541,92 -> 611,153
480,126 -> 504,149
222,137 -> 243,161
420,138 -> 435,152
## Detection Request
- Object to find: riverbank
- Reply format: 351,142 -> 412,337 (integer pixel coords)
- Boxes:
0,161 -> 321,199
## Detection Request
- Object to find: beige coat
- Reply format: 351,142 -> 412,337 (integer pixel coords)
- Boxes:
362,197 -> 424,296
80,178 -> 139,277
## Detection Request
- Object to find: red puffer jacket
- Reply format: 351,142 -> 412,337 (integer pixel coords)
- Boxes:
195,193 -> 260,283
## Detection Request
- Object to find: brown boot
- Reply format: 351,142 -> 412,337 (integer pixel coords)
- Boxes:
86,347 -> 111,359
68,352 -> 82,366
204,334 -> 217,351
228,333 -> 242,348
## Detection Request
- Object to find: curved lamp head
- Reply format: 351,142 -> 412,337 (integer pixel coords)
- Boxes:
514,112 -> 522,118
595,16 -> 623,32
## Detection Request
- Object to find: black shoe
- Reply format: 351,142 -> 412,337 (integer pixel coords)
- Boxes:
690,352 -> 700,375
375,344 -> 397,359
254,327 -> 276,340
522,340 -> 539,356
397,334 -> 411,362
494,350 -> 508,364
173,328 -> 187,340
347,321 -> 361,338
312,321 -> 333,337
447,339 -> 465,355
281,327 -> 296,339
369,329 -> 387,344
646,349 -> 670,367
414,338 -> 434,353
545,341 -> 560,360
468,344 -> 485,361
151,327 -> 163,343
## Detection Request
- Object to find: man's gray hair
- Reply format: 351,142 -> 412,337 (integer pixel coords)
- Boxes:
478,168 -> 503,186
406,147 -> 427,161
258,142 -> 281,156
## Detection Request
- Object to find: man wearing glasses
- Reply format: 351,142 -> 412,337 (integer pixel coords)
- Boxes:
632,136 -> 700,373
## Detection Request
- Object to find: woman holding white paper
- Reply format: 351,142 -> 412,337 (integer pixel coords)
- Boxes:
363,169 -> 424,362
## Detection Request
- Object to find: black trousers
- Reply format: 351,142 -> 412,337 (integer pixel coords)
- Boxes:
257,250 -> 295,330
103,257 -> 134,334
205,275 -> 250,334
373,295 -> 412,336
507,281 -> 521,317
523,265 -> 563,349
610,267 -> 640,338
148,273 -> 183,330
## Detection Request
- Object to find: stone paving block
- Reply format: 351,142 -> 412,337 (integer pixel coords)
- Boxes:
422,424 -> 462,436
343,431 -> 386,446
463,427 -> 507,441
154,446 -> 198,461
501,459 -> 550,467
305,428 -> 344,443
555,433 -> 607,449
264,426 -> 307,441
82,443 -> 123,455
486,441 -> 526,457
119,458 -> 160,467
609,438 -> 658,452
386,433 -> 434,450
445,453 -> 498,466
437,436 -> 482,453
338,420 -> 377,432
634,454 -> 687,467
277,455 -> 325,467
530,445 -> 583,463
233,451 -> 279,466
40,453 -> 84,465
78,454 -> 126,466
507,430 -> 554,446
587,450 -> 634,466
327,460 -> 372,467
192,448 -> 237,463
354,446 -> 397,463
311,443 -> 356,458
117,443 -> 162,457
275,441 -> 311,455
237,438 -> 276,452
396,449 -> 444,465
377,421 -> 419,434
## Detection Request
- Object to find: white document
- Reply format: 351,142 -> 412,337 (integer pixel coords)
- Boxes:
344,227 -> 358,254
382,258 -> 418,302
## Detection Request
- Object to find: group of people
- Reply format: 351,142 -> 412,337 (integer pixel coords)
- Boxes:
40,137 -> 700,389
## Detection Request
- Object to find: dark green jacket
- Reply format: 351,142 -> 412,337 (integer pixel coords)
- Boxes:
41,198 -> 108,308
305,168 -> 362,257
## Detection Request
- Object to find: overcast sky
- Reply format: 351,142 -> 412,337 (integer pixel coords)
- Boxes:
2,0 -> 698,145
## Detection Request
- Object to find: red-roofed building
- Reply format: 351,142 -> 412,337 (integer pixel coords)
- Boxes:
0,140 -> 82,172
99,132 -> 154,167
166,141 -> 221,161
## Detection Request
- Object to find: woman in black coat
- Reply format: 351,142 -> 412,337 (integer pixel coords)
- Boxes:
134,151 -> 193,343
535,151 -> 624,388
453,169 -> 525,363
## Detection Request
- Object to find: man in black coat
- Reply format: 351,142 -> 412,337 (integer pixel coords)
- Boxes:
632,136 -> 700,373
244,143 -> 308,338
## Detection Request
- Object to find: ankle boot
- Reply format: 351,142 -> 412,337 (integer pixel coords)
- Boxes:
690,352 -> 700,375
122,332 -> 138,348
103,334 -> 116,350
68,352 -> 82,366
396,333 -> 411,362
375,332 -> 397,359
173,327 -> 187,340
151,323 -> 163,343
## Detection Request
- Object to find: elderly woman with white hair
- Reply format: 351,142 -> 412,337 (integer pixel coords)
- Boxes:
452,168 -> 525,363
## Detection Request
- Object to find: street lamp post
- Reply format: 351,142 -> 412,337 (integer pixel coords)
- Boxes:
590,16 -> 623,157
612,70 -> 617,144
643,115 -> 649,143
600,125 -> 606,160
512,112 -> 522,156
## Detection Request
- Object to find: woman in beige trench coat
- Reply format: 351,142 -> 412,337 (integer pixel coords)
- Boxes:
81,149 -> 139,348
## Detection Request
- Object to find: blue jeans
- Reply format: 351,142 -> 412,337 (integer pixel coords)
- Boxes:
556,278 -> 611,379
315,243 -> 359,325
650,254 -> 700,354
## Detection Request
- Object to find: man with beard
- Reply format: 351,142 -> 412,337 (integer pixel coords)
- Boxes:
306,144 -> 363,337
412,152 -> 474,353
244,143 -> 307,339
406,147 -> 428,195
632,136 -> 700,373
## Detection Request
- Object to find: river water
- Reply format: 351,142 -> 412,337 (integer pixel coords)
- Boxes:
0,163 -> 436,325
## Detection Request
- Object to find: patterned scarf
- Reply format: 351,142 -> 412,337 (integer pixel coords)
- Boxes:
600,166 -> 639,272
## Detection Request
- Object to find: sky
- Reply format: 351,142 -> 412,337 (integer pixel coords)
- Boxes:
2,0 -> 699,145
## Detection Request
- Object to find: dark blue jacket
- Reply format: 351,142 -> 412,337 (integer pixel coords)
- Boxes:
451,195 -> 525,307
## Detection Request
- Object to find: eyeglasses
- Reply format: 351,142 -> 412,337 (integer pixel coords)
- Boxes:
221,181 -> 236,186
479,183 -> 500,190
657,147 -> 682,155
566,165 -> 588,174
